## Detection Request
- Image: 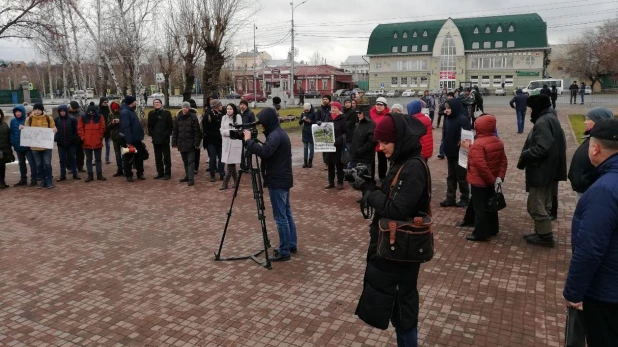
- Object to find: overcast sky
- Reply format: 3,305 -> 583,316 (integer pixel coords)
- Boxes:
1,0 -> 617,65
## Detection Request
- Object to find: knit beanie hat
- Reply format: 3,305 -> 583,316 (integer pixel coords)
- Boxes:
585,107 -> 614,123
124,95 -> 136,105
323,95 -> 332,102
110,102 -> 120,112
303,103 -> 311,111
374,115 -> 397,143
330,102 -> 342,111
69,101 -> 80,110
33,103 -> 44,112
210,99 -> 222,108
25,105 -> 34,114
376,97 -> 388,106
86,102 -> 97,115
182,101 -> 191,108
391,104 -> 404,113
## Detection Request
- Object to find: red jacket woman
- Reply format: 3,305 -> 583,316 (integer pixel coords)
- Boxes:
466,115 -> 507,187
406,100 -> 433,160
78,104 -> 106,150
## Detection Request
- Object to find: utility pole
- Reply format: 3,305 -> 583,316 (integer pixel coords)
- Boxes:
253,23 -> 257,108
290,0 -> 308,105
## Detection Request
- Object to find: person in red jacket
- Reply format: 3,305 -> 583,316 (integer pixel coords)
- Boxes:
370,97 -> 390,180
465,115 -> 507,241
406,100 -> 433,161
78,103 -> 107,182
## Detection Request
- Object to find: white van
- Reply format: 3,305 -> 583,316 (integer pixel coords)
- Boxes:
523,79 -> 564,95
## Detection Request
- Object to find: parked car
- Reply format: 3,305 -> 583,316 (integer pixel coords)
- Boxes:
401,89 -> 415,97
585,86 -> 592,95
513,87 -> 525,95
333,89 -> 347,97
226,92 -> 241,99
106,94 -> 121,100
242,93 -> 267,102
303,90 -> 322,99
342,91 -> 353,97
73,90 -> 87,99
151,92 -> 164,98
494,88 -> 506,96
386,90 -> 399,97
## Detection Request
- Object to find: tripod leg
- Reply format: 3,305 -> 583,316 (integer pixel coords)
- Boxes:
251,157 -> 271,269
214,170 -> 244,260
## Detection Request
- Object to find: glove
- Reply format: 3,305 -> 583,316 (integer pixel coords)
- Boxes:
494,177 -> 503,190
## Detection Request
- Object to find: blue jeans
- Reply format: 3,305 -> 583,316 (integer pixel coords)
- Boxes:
104,138 -> 111,162
303,141 -> 314,161
207,143 -> 224,176
439,139 -> 445,156
396,327 -> 418,347
429,111 -> 434,125
57,145 -> 77,177
580,94 -> 584,103
32,149 -> 53,186
268,188 -> 298,256
16,150 -> 37,181
516,110 -> 525,133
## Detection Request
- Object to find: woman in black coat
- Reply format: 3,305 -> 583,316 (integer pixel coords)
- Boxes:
322,101 -> 348,190
299,103 -> 316,168
356,112 -> 429,347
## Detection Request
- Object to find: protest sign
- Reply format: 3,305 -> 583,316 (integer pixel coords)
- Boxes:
312,123 -> 336,153
20,127 -> 55,149
458,129 -> 474,168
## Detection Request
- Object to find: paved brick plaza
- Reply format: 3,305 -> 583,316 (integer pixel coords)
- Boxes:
0,104 -> 591,346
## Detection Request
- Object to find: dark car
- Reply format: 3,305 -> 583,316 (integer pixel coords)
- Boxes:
304,90 -> 322,99
226,92 -> 241,99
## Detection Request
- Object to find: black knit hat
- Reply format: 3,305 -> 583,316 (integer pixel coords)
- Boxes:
33,103 -> 45,112
124,95 -> 136,105
70,101 -> 80,110
86,102 -> 97,115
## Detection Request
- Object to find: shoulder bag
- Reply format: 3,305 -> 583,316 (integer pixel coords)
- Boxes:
377,157 -> 434,263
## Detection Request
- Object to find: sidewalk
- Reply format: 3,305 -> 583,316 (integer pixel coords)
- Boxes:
0,105 -> 581,346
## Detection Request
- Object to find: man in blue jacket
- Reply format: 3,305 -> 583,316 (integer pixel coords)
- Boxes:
509,89 -> 528,134
119,96 -> 145,182
10,105 -> 38,186
564,118 -> 618,346
244,108 -> 297,262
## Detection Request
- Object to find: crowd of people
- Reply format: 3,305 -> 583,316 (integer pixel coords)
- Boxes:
1,85 -> 617,346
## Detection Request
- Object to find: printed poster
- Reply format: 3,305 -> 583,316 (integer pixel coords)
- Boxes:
458,129 -> 474,168
312,123 -> 336,153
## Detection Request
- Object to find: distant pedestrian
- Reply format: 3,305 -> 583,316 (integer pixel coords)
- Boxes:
540,84 -> 551,97
299,103 -> 316,168
563,118 -> 618,347
579,82 -> 586,104
569,81 -> 579,105
550,85 -> 558,109
518,95 -> 566,247
423,90 -> 436,127
509,89 -> 528,134
299,88 -> 305,106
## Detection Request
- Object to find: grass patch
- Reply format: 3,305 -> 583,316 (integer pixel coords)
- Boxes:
568,114 -> 587,144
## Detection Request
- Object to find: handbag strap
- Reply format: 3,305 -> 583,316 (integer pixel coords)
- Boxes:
387,157 -> 432,216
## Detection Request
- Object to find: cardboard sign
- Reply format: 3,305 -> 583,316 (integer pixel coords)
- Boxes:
312,123 -> 336,153
20,127 -> 54,149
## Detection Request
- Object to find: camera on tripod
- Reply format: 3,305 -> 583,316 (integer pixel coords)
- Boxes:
344,164 -> 373,191
229,121 -> 259,141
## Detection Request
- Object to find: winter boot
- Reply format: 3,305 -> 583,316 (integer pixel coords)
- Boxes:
525,233 -> 555,248
231,170 -> 239,188
209,174 -> 216,182
14,179 -> 27,187
85,173 -> 94,183
73,174 -> 82,180
220,174 -> 230,190
113,169 -> 124,177
97,172 -> 107,181
56,176 -> 67,182
308,159 -> 313,168
302,159 -> 308,168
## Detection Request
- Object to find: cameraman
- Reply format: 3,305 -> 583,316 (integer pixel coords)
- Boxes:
349,109 -> 376,201
243,108 -> 297,262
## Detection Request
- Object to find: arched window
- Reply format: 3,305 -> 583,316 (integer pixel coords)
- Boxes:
474,26 -> 479,34
413,31 -> 418,37
485,26 -> 491,34
423,30 -> 428,37
497,25 -> 502,33
393,32 -> 398,39
403,32 -> 408,38
509,24 -> 515,32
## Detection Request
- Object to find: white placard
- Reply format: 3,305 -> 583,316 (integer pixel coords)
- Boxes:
312,123 -> 336,153
458,129 -> 474,168
20,127 -> 55,149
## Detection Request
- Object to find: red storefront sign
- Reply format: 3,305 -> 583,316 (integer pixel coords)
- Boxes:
439,71 -> 456,80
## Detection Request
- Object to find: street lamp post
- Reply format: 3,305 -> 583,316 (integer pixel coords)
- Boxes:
290,0 -> 308,105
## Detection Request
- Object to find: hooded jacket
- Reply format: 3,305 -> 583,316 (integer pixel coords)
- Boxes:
407,100 -> 433,160
119,103 -> 144,144
246,108 -> 293,190
148,107 -> 173,144
442,98 -> 471,158
172,108 -> 201,152
78,107 -> 106,149
98,97 -> 112,139
54,105 -> 78,147
370,105 -> 391,152
349,113 -> 376,164
10,105 -> 28,152
517,95 -> 567,188
107,101 -> 122,141
564,153 -> 618,304
466,116 -> 508,187
509,89 -> 528,112
299,105 -> 316,143
356,112 -> 428,332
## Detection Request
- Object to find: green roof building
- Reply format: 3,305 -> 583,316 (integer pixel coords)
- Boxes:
366,13 -> 550,92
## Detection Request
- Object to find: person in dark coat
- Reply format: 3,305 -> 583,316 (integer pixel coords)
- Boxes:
579,82 -> 586,104
550,85 -> 558,110
239,99 -> 255,124
148,98 -> 173,180
68,101 -> 86,172
349,109 -> 376,179
172,101 -> 202,186
119,96 -> 146,182
186,98 -> 202,174
0,109 -> 14,188
563,118 -> 618,346
244,108 -> 297,262
299,103 -> 316,168
569,81 -> 579,105
98,97 -> 112,164
343,98 -> 356,140
317,95 -> 332,168
509,89 -> 528,134
441,97 -> 471,207
540,84 -> 551,97
203,99 -> 225,181
323,101 -> 348,190
107,101 -> 124,177
568,107 -> 614,196
356,112 -> 428,347
54,104 -> 81,181
517,94 -> 567,247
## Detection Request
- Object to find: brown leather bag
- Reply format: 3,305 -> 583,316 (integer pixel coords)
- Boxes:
377,157 -> 434,263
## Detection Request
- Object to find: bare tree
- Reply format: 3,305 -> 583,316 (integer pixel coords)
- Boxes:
168,0 -> 202,102
0,0 -> 57,40
157,26 -> 179,107
309,51 -> 324,66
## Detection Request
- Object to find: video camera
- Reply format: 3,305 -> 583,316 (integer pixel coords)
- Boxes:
343,163 -> 374,191
229,121 -> 259,141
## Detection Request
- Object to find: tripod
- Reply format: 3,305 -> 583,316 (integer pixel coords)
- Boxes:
214,137 -> 272,269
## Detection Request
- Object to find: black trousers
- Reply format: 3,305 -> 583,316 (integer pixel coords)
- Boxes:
551,99 -> 556,109
377,151 -> 387,180
570,92 -> 577,104
75,143 -> 85,170
583,297 -> 618,346
328,146 -> 344,185
0,160 -> 5,183
153,143 -> 171,176
470,186 -> 499,238
194,148 -> 201,171
446,156 -> 470,202
123,142 -> 145,178
180,151 -> 195,181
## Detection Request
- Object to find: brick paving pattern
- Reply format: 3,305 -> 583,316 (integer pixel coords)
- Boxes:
0,104 -> 591,346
